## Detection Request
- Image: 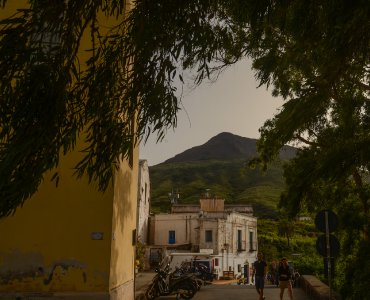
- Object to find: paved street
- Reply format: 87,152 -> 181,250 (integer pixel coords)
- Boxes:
150,283 -> 312,300
135,272 -> 313,300
193,284 -> 312,300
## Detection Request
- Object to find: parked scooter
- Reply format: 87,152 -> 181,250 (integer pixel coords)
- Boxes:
193,263 -> 215,282
173,262 -> 204,290
145,263 -> 198,300
173,265 -> 202,291
178,260 -> 215,285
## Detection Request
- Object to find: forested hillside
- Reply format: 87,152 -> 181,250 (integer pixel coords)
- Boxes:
150,159 -> 285,218
149,132 -> 296,218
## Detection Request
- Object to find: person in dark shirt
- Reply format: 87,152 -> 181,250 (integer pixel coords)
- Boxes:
278,258 -> 294,300
252,252 -> 267,300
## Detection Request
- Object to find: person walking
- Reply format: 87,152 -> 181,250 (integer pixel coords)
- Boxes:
252,252 -> 267,300
278,258 -> 293,300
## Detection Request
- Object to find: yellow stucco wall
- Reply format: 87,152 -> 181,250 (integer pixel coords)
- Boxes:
0,1 -> 138,297
0,139 -> 114,292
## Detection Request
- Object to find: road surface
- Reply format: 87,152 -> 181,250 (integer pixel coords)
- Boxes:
153,283 -> 312,300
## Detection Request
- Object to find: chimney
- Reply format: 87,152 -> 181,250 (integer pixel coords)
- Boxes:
200,198 -> 225,212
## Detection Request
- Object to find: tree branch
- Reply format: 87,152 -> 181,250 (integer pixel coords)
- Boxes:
294,134 -> 319,147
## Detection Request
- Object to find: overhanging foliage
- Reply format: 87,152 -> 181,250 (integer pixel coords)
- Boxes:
1,0 -> 369,234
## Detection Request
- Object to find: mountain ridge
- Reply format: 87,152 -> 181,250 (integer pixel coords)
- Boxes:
149,132 -> 297,218
160,132 -> 296,164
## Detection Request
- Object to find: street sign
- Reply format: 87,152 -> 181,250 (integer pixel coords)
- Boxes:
315,209 -> 338,233
316,234 -> 340,257
314,209 -> 339,300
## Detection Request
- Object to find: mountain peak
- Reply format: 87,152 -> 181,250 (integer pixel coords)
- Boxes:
162,132 -> 296,164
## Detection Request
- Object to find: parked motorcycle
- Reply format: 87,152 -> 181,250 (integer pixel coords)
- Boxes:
178,260 -> 215,285
145,263 -> 197,300
173,265 -> 205,291
193,263 -> 215,282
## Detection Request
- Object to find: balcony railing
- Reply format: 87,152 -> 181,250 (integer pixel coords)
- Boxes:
237,241 -> 257,252
237,240 -> 246,252
248,242 -> 257,252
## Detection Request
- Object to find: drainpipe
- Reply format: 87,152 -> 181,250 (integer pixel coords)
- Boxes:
189,216 -> 191,243
185,215 -> 188,242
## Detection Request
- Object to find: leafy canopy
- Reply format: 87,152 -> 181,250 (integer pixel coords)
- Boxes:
0,0 -> 182,217
1,1 -> 370,226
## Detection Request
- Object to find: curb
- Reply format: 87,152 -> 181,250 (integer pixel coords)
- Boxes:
135,272 -> 155,300
135,291 -> 146,300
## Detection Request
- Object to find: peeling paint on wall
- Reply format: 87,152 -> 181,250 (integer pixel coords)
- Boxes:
43,261 -> 86,285
0,250 -> 44,284
0,251 -> 108,292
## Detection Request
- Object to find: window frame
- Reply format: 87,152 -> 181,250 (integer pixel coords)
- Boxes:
205,229 -> 213,243
168,230 -> 176,244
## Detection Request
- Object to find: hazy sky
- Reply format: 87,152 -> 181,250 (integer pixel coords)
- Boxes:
139,58 -> 284,166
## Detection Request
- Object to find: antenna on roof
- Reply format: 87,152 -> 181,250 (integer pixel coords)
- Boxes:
169,189 -> 180,204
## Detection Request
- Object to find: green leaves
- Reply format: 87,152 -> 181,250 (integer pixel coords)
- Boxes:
1,1 -> 370,243
0,2 -> 131,216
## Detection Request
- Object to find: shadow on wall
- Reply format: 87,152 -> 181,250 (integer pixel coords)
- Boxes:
109,162 -> 135,288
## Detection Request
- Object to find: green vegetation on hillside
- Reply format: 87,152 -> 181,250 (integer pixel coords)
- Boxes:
258,219 -> 323,276
150,159 -> 286,217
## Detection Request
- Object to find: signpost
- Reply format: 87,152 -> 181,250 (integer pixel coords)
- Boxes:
315,209 -> 338,233
316,233 -> 340,255
315,209 -> 339,300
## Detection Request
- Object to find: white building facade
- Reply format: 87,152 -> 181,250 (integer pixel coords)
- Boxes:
137,159 -> 151,244
149,198 -> 258,279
